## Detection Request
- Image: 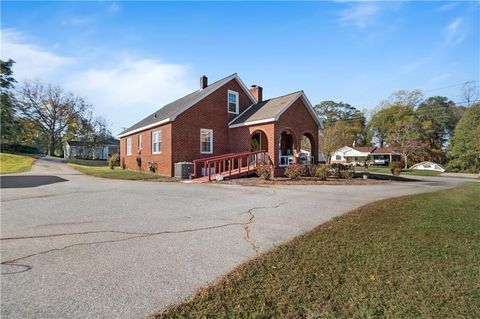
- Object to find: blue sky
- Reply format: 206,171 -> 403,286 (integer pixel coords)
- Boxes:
2,1 -> 479,135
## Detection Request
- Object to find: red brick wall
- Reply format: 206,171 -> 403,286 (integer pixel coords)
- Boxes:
171,79 -> 254,170
229,123 -> 275,160
276,97 -> 319,165
120,123 -> 172,176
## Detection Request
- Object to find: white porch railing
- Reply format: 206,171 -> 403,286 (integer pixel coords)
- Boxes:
279,155 -> 294,167
279,155 -> 314,167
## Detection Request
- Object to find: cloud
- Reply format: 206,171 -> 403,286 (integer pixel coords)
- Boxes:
338,3 -> 381,29
445,18 -> 465,46
438,2 -> 459,11
1,29 -> 72,79
68,58 -> 192,118
1,29 -> 194,134
63,16 -> 94,25
107,2 -> 120,14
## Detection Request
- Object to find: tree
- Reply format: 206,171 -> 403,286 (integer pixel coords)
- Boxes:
448,103 -> 480,172
368,89 -> 423,148
314,100 -> 367,145
1,59 -> 19,143
416,96 -> 458,162
319,121 -> 352,164
15,80 -> 91,156
385,115 -> 426,169
461,81 -> 479,107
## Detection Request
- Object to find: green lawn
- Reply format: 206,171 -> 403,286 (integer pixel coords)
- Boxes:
0,153 -> 35,174
156,184 -> 480,318
68,159 -> 176,181
368,166 -> 442,176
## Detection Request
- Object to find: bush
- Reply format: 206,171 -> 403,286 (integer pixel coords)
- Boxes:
256,164 -> 272,180
108,153 -> 120,169
305,164 -> 319,177
1,143 -> 41,154
389,161 -> 403,176
339,170 -> 353,179
315,165 -> 329,180
284,164 -> 306,179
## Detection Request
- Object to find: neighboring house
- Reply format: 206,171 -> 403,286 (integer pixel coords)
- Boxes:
410,161 -> 446,172
64,139 -> 120,160
118,73 -> 322,177
331,145 -> 400,165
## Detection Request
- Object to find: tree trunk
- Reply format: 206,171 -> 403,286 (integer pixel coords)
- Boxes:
404,154 -> 408,169
48,134 -> 56,156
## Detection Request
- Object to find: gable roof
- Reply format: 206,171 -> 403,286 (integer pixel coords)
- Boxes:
371,147 -> 397,154
352,146 -> 376,153
118,73 -> 256,137
229,91 -> 322,128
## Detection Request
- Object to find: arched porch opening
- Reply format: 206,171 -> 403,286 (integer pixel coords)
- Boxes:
279,130 -> 296,167
299,132 -> 316,165
249,130 -> 269,152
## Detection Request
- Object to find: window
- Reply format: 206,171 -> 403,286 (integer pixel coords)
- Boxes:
228,90 -> 239,114
138,134 -> 142,150
335,155 -> 341,160
200,129 -> 213,154
152,130 -> 161,154
126,137 -> 132,156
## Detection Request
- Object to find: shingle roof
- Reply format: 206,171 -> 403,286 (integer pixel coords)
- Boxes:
371,147 -> 396,154
229,91 -> 303,127
119,73 -> 243,137
352,146 -> 376,153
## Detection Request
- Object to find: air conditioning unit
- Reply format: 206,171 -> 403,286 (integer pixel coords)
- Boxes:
174,162 -> 194,179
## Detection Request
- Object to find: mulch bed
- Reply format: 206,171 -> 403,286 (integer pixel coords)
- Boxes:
217,176 -> 391,186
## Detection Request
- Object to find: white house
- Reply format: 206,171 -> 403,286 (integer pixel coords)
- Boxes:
64,139 -> 120,160
330,145 -> 400,165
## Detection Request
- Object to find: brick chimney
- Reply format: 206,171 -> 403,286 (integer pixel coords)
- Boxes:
200,75 -> 208,89
250,85 -> 263,102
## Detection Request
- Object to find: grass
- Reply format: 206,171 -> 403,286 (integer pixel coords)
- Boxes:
68,159 -> 176,181
367,166 -> 442,176
0,152 -> 35,174
156,184 -> 480,318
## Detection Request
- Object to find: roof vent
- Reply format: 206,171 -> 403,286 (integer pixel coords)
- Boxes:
153,114 -> 157,118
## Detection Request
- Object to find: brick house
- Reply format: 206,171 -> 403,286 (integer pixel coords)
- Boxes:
118,73 -> 322,177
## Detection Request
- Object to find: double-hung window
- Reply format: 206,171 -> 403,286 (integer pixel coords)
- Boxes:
152,130 -> 161,154
227,90 -> 239,114
138,134 -> 142,150
200,129 -> 213,154
126,137 -> 132,156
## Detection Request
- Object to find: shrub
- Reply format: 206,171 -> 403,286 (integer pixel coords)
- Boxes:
339,170 -> 353,179
1,143 -> 41,154
305,164 -> 319,177
256,164 -> 272,180
108,153 -> 120,169
315,165 -> 329,180
284,164 -> 306,179
389,161 -> 403,176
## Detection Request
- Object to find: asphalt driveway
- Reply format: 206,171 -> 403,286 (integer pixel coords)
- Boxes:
0,157 -> 470,318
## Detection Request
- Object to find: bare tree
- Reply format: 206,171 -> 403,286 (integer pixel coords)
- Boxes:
461,81 -> 479,107
15,80 -> 91,155
318,122 -> 352,164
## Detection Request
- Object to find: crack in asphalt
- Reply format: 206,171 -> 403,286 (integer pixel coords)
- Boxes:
1,202 -> 287,275
242,202 -> 287,254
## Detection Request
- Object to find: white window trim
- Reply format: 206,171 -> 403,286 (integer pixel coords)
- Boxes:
138,134 -> 142,150
152,130 -> 162,154
126,137 -> 132,156
200,128 -> 213,154
227,90 -> 239,114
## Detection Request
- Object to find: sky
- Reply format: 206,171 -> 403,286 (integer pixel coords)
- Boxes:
1,1 -> 479,135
